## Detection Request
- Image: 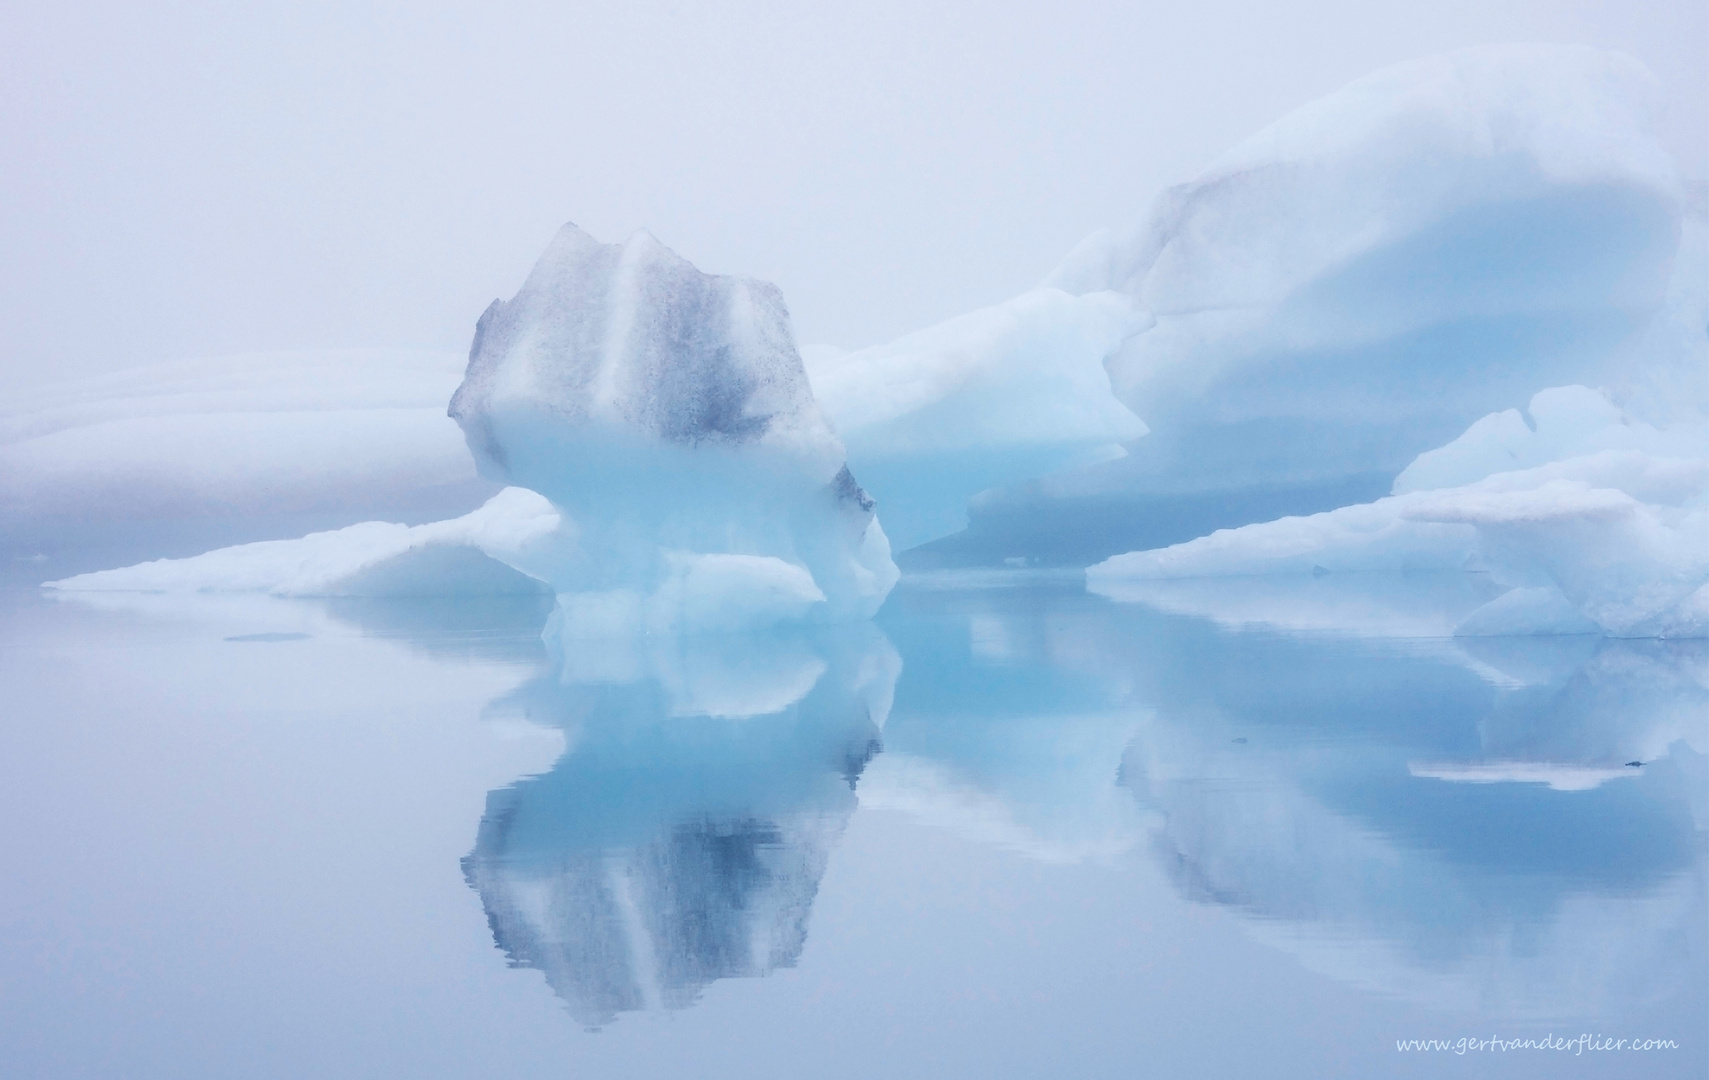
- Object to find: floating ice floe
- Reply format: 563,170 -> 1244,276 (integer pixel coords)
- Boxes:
1044,44 -> 1684,518
45,486 -> 559,597
1089,385 -> 1709,637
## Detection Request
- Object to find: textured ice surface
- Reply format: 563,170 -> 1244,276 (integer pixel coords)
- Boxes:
1046,45 -> 1682,508
803,288 -> 1147,549
0,349 -> 485,529
448,224 -> 896,623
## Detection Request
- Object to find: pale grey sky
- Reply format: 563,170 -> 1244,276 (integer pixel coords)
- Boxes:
3,0 -> 1704,392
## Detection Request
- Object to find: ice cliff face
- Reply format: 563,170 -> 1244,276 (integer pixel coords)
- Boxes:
449,224 -> 897,624
1048,44 -> 1683,501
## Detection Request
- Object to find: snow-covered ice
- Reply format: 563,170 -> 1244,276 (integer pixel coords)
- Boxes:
1394,385 -> 1707,494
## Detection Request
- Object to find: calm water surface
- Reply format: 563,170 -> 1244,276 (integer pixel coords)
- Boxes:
1,574 -> 1703,1078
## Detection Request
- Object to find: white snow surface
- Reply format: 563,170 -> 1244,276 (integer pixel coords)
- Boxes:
0,349 -> 481,523
1048,45 -> 1684,497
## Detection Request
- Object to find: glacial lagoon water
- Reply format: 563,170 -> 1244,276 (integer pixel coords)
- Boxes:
0,573 -> 1703,1078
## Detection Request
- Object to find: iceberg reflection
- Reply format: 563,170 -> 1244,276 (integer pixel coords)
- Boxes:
861,582 -> 1150,862
461,624 -> 897,1028
1099,585 -> 1707,1017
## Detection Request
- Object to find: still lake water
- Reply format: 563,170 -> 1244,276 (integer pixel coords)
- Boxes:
1,572 -> 1703,1078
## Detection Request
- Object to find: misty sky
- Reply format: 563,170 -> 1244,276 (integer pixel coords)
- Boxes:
3,0 -> 1705,393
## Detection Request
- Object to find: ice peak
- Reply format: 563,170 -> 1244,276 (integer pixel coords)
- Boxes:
451,222 -> 839,466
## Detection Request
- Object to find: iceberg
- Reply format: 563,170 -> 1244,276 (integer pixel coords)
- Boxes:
1043,45 -> 1683,531
1611,213 -> 1709,426
26,48 -> 1703,632
802,288 -> 1148,550
448,224 -> 897,624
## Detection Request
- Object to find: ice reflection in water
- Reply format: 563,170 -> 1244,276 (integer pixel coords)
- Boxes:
461,626 -> 896,1029
448,576 -> 1703,1026
1110,615 -> 1706,1017
1044,574 -> 1705,1018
